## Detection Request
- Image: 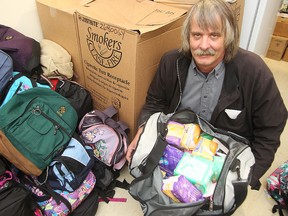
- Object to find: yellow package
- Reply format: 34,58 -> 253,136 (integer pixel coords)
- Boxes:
162,176 -> 181,202
166,121 -> 185,146
192,133 -> 218,160
180,123 -> 201,150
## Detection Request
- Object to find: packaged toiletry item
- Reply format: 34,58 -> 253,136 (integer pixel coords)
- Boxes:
180,123 -> 201,150
162,176 -> 181,203
174,152 -> 213,193
211,155 -> 225,182
192,133 -> 218,160
166,121 -> 185,146
159,144 -> 184,177
171,175 -> 203,203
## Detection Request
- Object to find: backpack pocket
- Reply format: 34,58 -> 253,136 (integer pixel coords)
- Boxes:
39,136 -> 94,192
81,124 -> 122,167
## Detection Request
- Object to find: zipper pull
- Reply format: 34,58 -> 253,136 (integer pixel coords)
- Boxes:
32,106 -> 41,115
54,125 -> 59,135
209,195 -> 213,211
236,165 -> 242,181
231,159 -> 242,180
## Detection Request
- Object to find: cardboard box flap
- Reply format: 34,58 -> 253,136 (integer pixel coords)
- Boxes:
154,0 -> 198,4
80,0 -> 95,5
154,0 -> 238,4
77,0 -> 187,33
37,0 -> 82,12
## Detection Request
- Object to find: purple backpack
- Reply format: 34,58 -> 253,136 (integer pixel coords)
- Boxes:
78,106 -> 129,170
0,25 -> 41,76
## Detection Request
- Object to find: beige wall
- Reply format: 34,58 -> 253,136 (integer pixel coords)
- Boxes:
1,0 -> 43,41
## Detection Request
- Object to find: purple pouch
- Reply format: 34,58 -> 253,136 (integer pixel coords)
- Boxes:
159,145 -> 184,177
172,175 -> 203,203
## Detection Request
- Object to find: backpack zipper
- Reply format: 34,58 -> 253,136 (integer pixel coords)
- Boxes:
12,81 -> 23,97
112,131 -> 124,166
31,105 -> 71,161
31,105 -> 70,137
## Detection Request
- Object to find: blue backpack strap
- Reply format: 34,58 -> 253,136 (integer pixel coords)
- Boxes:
0,72 -> 37,106
13,72 -> 37,87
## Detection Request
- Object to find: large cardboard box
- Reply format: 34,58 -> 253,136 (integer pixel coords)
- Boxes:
266,35 -> 288,61
273,16 -> 288,38
76,0 -> 187,137
154,0 -> 245,32
283,47 -> 288,62
36,0 -> 187,137
36,0 -> 86,86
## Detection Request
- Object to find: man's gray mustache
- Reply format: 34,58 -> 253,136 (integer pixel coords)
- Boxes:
194,49 -> 216,56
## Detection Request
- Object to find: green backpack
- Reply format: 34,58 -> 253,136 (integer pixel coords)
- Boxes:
0,87 -> 78,176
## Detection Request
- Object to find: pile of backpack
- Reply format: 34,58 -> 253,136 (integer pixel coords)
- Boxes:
0,24 -> 129,216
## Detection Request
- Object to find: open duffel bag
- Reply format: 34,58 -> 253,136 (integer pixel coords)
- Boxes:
128,109 -> 255,216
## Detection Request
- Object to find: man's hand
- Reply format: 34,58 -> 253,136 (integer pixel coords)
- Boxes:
126,127 -> 144,163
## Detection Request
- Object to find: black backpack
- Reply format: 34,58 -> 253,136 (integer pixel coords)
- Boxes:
53,78 -> 93,124
38,77 -> 94,124
0,157 -> 38,216
70,188 -> 99,216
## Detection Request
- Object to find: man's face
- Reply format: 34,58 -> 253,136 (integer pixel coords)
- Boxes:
189,19 -> 225,73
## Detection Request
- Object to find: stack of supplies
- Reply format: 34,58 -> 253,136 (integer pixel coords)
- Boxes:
160,120 -> 227,202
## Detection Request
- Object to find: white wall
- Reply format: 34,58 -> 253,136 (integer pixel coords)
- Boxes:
239,0 -> 260,50
239,0 -> 282,55
1,0 -> 43,41
0,0 -> 283,55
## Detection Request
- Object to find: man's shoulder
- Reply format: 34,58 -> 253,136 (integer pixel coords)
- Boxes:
232,48 -> 273,79
161,49 -> 190,64
235,48 -> 263,64
162,49 -> 183,59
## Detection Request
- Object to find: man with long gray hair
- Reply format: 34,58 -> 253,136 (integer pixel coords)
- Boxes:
126,0 -> 287,190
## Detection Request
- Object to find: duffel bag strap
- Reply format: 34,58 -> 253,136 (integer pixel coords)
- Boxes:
136,120 -> 168,180
232,180 -> 249,208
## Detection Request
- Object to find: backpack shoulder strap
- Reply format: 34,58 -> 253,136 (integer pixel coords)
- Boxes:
93,106 -> 129,139
93,106 -> 118,123
103,106 -> 118,119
